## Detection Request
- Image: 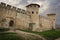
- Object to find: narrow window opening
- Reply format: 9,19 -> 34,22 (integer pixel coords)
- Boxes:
32,11 -> 34,14
36,12 -> 38,14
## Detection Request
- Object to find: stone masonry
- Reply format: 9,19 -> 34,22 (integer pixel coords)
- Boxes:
0,2 -> 56,32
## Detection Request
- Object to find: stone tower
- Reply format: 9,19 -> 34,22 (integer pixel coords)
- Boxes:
26,4 -> 40,31
47,13 -> 56,29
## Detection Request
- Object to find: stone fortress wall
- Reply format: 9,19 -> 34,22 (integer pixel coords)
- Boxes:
0,2 -> 30,30
39,15 -> 52,31
39,13 -> 56,31
25,3 -> 56,32
0,2 -> 56,32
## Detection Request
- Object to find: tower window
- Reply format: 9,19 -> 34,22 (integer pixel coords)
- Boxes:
32,11 -> 34,14
23,12 -> 24,14
36,12 -> 38,14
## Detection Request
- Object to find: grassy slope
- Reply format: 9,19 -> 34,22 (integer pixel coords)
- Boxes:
38,30 -> 60,40
0,32 -> 24,40
0,28 -> 60,40
0,32 -> 43,40
19,29 -> 60,40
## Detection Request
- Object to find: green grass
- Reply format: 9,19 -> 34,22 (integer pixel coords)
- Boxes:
0,32 -> 24,40
0,27 -> 10,32
0,32 -> 43,40
38,30 -> 60,40
0,28 -> 59,40
17,29 -> 60,40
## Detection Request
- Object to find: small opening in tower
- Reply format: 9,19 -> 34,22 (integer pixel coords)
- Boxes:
36,12 -> 38,14
32,11 -> 34,14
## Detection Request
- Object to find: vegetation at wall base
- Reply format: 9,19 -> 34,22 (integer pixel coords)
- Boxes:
0,28 -> 60,40
38,30 -> 60,40
0,32 -> 24,40
0,27 -> 10,32
17,29 -> 60,40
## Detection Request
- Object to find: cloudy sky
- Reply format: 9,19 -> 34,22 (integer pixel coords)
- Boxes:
0,0 -> 60,25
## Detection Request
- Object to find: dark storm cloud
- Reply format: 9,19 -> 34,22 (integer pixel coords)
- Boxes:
17,0 -> 45,5
18,0 -> 28,5
41,0 -> 60,25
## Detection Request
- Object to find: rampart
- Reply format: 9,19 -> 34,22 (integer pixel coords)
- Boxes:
0,2 -> 27,14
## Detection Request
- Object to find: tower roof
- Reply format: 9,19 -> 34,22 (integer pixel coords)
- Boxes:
47,13 -> 56,16
26,4 -> 40,8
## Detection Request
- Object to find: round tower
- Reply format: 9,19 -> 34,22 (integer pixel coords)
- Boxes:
26,4 -> 40,15
47,13 -> 56,29
26,4 -> 40,31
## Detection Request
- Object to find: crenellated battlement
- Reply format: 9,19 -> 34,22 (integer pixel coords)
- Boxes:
0,2 -> 17,10
0,2 -> 27,14
0,2 -> 6,6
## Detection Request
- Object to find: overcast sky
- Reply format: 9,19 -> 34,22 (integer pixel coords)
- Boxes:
0,0 -> 60,25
